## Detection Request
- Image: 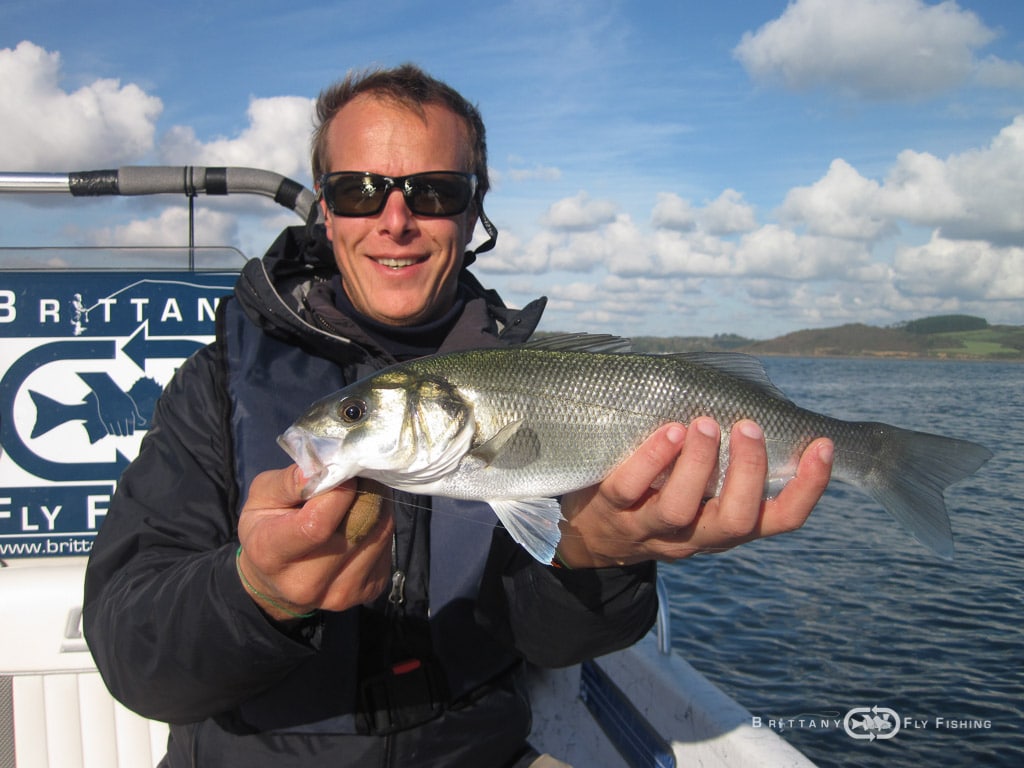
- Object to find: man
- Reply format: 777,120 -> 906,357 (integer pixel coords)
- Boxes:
83,64 -> 833,767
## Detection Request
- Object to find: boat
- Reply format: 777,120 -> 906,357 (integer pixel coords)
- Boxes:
0,167 -> 815,767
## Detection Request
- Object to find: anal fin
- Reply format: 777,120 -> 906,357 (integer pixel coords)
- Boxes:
489,498 -> 563,564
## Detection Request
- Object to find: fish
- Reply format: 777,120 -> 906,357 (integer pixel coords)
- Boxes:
277,335 -> 993,564
30,373 -> 163,443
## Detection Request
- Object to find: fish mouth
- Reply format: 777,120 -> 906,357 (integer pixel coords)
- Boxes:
277,427 -> 353,498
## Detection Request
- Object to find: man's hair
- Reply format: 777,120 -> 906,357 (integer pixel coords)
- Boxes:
311,63 -> 489,200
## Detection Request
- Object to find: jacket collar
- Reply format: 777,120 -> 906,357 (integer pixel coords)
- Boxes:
234,224 -> 546,364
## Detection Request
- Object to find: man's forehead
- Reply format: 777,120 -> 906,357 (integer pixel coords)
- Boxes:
325,95 -> 472,168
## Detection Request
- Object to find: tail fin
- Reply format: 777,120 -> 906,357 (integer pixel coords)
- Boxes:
861,425 -> 992,559
28,390 -> 86,438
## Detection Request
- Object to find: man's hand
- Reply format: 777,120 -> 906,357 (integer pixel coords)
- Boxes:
557,418 -> 833,567
236,466 -> 393,621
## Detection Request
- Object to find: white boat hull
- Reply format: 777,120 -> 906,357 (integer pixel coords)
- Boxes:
0,560 -> 814,768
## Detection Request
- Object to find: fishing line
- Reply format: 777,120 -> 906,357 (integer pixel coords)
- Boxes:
344,488 -> 661,548
342,488 -> 931,557
344,488 -> 742,558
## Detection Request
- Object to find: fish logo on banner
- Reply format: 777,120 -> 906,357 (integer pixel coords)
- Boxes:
0,272 -> 236,558
843,706 -> 901,741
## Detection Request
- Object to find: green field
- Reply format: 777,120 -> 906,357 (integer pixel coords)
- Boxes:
929,327 -> 1024,359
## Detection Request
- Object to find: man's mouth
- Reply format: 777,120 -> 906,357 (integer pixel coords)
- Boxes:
375,256 -> 426,269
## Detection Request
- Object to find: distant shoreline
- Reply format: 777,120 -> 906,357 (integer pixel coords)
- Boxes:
747,351 -> 1024,362
612,317 -> 1024,361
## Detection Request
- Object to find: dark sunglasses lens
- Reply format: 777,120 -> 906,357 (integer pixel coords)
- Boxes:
405,174 -> 473,215
323,172 -> 474,216
326,174 -> 386,215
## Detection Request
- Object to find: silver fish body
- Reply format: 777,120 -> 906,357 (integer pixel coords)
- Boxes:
278,340 -> 992,563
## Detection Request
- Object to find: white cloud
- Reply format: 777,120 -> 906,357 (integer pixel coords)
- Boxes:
653,190 -> 756,237
584,215 -> 656,276
159,96 -> 315,182
88,206 -> 238,249
781,115 -> 1024,245
542,274 -> 698,332
652,229 -> 735,277
651,192 -> 697,232
502,163 -> 563,182
973,55 -> 1024,89
700,189 -> 758,236
877,149 -> 964,224
484,228 -> 556,274
926,115 -> 1024,242
780,158 -> 895,240
543,191 -> 618,231
0,41 -> 162,169
483,107 -> 1024,338
734,225 -> 874,280
734,0 -> 1015,101
894,232 -> 1024,300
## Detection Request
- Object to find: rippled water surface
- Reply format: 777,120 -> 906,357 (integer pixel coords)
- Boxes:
661,358 -> 1023,767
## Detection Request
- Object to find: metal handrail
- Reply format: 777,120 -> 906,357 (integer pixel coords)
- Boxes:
0,166 -> 315,221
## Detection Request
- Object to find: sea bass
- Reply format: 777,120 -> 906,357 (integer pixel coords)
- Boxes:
277,336 -> 992,563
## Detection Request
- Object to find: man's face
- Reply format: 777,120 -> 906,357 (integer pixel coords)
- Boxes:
320,96 -> 478,327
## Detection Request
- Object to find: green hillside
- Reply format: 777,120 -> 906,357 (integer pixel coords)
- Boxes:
740,316 -> 1023,359
573,316 -> 1024,360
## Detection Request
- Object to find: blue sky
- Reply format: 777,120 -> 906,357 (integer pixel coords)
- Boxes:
1,0 -> 1023,339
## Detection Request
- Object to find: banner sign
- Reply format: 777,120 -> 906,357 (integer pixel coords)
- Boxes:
0,271 -> 237,558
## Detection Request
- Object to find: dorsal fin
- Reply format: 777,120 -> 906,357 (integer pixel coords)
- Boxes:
668,352 -> 792,402
522,333 -> 632,354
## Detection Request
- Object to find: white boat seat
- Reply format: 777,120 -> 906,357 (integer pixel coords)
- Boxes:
0,562 -> 168,768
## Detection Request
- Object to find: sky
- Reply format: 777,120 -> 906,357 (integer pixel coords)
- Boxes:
1,0 -> 1023,339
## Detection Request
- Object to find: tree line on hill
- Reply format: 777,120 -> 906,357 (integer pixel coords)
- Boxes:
896,315 -> 988,334
541,315 -> 1022,359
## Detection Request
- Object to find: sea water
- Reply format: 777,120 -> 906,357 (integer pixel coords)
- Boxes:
662,357 -> 1024,767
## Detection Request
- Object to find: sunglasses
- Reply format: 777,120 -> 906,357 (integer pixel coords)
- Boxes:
318,171 -> 478,218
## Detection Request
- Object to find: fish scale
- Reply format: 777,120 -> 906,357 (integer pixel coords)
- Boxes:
279,337 -> 993,563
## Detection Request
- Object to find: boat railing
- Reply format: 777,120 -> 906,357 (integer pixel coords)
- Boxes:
0,166 -> 317,267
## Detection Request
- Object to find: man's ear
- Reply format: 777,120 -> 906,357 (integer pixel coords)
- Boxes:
320,197 -> 334,240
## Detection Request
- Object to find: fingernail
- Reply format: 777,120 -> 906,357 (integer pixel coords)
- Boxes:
666,424 -> 686,444
818,441 -> 834,464
738,420 -> 763,440
695,418 -> 720,439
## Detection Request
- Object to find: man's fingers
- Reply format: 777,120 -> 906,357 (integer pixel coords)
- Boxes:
652,418 -> 721,528
759,438 -> 833,537
601,422 -> 691,507
242,467 -> 358,561
247,465 -> 313,509
707,420 -> 769,539
237,470 -> 394,615
296,483 -> 363,545
319,512 -> 395,611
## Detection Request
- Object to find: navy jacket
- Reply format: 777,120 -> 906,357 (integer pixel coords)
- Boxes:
83,224 -> 658,767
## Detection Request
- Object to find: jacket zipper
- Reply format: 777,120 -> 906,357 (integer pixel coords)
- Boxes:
388,533 -> 406,609
382,532 -> 404,768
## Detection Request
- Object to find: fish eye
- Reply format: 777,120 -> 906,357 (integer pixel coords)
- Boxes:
338,398 -> 366,423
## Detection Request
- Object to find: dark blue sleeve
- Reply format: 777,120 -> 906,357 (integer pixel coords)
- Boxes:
82,345 -> 320,723
476,528 -> 658,668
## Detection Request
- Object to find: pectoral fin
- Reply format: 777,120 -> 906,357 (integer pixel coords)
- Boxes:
470,420 -> 542,470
